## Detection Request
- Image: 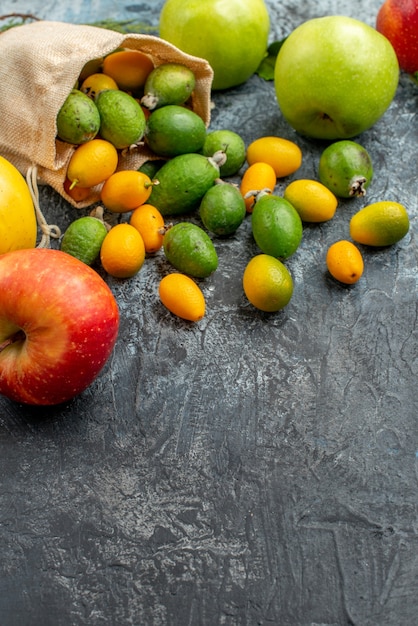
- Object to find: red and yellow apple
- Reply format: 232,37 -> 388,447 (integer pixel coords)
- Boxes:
0,248 -> 119,405
376,0 -> 418,73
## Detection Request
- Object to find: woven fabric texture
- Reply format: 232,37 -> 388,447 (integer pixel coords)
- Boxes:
0,20 -> 213,207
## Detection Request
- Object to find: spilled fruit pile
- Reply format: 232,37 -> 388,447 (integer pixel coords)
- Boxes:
58,92 -> 410,320
39,17 -> 407,322
57,50 -> 205,202
50,42 -> 411,323
0,7 -> 413,409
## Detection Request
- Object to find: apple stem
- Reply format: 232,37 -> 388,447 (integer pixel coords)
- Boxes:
0,330 -> 25,353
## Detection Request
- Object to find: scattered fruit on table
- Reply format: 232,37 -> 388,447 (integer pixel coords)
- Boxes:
326,240 -> 364,285
1,9 -> 413,410
350,201 -> 410,246
56,116 -> 410,323
199,181 -> 246,236
129,204 -> 166,254
100,223 -> 146,278
251,194 -> 303,260
0,248 -> 119,406
100,170 -> 154,213
144,104 -> 207,157
163,222 -> 218,278
60,215 -> 108,266
159,273 -> 206,322
141,62 -> 196,110
246,136 -> 302,178
239,162 -> 277,213
274,16 -> 399,139
318,140 -> 374,198
376,0 -> 418,73
202,130 -> 246,177
243,254 -> 294,312
159,0 -> 270,90
283,180 -> 338,223
0,156 -> 37,254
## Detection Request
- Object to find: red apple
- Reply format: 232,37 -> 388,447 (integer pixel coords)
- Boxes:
376,0 -> 418,73
0,248 -> 119,405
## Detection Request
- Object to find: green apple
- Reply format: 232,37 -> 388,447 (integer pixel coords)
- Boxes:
274,16 -> 399,140
159,0 -> 270,91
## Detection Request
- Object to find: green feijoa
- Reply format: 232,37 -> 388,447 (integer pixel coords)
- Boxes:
318,140 -> 373,198
138,159 -> 166,179
56,89 -> 100,144
251,194 -> 303,259
150,151 -> 226,216
78,57 -> 104,83
145,105 -> 207,157
95,89 -> 146,149
199,182 -> 246,236
60,216 -> 108,266
163,222 -> 218,278
202,129 -> 246,177
141,63 -> 196,110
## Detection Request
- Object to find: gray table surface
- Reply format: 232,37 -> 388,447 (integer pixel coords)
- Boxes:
0,1 -> 417,625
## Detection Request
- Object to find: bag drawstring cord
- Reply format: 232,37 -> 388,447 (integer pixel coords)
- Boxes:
26,165 -> 61,248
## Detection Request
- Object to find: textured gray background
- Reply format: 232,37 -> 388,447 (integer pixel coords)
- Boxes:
0,1 -> 417,625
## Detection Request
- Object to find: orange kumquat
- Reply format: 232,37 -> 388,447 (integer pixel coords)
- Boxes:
100,170 -> 154,213
239,161 -> 277,212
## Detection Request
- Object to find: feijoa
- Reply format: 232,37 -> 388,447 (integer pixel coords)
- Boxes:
163,222 -> 218,278
60,216 -> 108,265
95,89 -> 146,149
138,159 -> 166,179
318,140 -> 373,198
149,151 -> 226,216
350,201 -> 410,246
141,63 -> 196,110
251,194 -> 303,259
202,129 -> 246,176
145,105 -> 207,157
56,89 -> 100,144
78,57 -> 104,83
199,182 -> 246,236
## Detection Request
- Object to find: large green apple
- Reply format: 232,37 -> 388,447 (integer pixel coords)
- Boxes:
159,0 -> 270,91
274,16 -> 399,140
